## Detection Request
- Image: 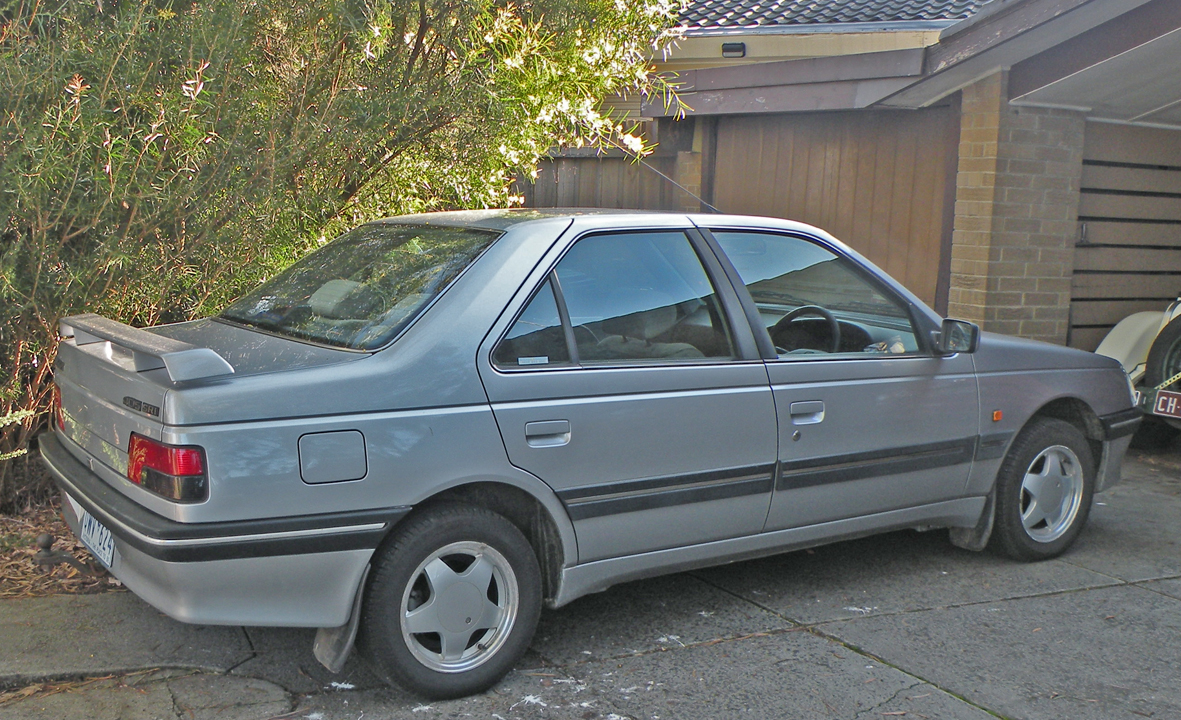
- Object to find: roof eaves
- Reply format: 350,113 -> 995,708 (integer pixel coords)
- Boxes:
681,19 -> 959,37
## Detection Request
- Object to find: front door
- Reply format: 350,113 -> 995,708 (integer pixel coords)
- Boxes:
707,229 -> 979,531
479,226 -> 778,563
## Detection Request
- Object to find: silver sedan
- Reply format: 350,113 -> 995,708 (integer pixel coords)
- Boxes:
41,210 -> 1140,698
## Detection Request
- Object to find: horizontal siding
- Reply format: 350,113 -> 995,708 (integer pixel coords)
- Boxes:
1082,164 -> 1181,194
1082,122 -> 1181,167
1078,192 -> 1181,222
1079,220 -> 1181,247
1069,122 -> 1181,350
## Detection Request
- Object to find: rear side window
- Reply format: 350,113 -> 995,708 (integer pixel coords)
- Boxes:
220,224 -> 499,350
494,231 -> 735,368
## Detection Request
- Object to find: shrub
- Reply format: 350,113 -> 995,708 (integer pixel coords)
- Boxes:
0,0 -> 680,503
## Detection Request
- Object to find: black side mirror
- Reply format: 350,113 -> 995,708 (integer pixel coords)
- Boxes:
933,318 -> 979,356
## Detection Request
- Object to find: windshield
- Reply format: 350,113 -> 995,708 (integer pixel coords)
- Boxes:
220,223 -> 501,350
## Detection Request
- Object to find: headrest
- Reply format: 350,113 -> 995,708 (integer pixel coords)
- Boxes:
309,279 -> 379,319
602,290 -> 678,340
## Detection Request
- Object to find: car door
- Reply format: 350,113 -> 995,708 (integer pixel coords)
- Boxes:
703,227 -> 980,531
477,218 -> 778,563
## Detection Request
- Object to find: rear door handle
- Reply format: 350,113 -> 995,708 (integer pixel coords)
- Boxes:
525,420 -> 571,447
789,401 -> 825,425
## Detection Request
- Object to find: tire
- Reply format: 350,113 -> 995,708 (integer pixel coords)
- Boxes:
1144,316 -> 1181,432
359,503 -> 542,699
989,418 -> 1095,561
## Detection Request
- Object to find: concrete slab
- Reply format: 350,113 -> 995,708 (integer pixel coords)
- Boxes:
1,669 -> 290,720
1064,477 -> 1181,583
532,572 -> 791,666
565,630 -> 997,720
1141,577 -> 1181,601
818,584 -> 1181,720
691,528 -> 1119,624
291,666 -> 608,720
229,626 -> 384,695
0,592 -> 252,685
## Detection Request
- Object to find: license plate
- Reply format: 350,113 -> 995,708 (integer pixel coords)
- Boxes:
1153,390 -> 1181,419
78,508 -> 115,568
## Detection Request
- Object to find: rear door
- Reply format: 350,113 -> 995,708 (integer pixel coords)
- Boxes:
704,228 -> 980,531
477,217 -> 778,563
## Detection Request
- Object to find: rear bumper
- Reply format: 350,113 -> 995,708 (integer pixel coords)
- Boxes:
41,432 -> 408,626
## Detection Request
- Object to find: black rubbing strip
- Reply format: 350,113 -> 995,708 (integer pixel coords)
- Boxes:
565,475 -> 773,521
777,437 -> 976,491
975,431 -> 1014,461
558,463 -> 777,504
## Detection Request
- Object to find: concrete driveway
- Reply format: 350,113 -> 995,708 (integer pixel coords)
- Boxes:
3,446 -> 1180,719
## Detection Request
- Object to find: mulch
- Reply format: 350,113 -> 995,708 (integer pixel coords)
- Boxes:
0,497 -> 123,599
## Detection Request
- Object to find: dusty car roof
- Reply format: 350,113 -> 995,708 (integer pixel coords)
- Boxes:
372,208 -> 661,232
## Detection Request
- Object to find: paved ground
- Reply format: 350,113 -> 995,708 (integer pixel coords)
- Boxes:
2,445 -> 1180,719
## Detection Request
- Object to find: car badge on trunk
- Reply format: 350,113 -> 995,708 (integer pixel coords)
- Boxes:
123,396 -> 161,418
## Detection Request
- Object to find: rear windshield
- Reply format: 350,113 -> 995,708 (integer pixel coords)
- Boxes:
220,223 -> 500,350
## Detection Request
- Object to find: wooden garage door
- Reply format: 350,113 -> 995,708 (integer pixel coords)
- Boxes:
711,108 -> 959,309
1069,122 -> 1181,351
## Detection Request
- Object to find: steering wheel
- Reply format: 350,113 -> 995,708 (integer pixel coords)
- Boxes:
771,305 -> 841,354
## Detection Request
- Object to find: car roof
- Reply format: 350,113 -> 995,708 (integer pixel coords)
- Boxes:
370,208 -> 661,232
368,208 -> 837,239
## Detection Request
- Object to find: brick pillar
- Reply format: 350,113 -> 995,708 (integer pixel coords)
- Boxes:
946,71 -> 1085,345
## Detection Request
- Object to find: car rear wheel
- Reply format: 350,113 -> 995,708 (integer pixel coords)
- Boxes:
989,418 -> 1095,561
359,503 -> 542,698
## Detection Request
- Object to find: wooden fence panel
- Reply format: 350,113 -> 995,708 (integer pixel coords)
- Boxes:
711,108 -> 956,307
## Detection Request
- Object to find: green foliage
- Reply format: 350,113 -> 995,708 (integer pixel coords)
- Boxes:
0,0 -> 681,497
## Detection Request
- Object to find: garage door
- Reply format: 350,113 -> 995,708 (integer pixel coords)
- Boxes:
1069,122 -> 1181,350
710,107 -> 959,310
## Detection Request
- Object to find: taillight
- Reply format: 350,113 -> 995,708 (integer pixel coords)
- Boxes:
51,385 -> 65,431
127,433 -> 208,502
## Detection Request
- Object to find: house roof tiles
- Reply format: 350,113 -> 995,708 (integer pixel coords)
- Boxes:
680,0 -> 986,28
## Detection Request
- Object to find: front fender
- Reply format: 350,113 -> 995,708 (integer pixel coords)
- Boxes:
1095,311 -> 1165,381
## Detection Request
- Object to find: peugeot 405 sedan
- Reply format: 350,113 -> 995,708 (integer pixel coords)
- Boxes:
41,210 -> 1140,697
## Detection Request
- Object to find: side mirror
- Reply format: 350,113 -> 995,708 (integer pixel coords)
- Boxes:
933,318 -> 979,356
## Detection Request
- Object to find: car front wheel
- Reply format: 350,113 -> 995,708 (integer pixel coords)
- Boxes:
989,418 -> 1095,561
359,503 -> 542,698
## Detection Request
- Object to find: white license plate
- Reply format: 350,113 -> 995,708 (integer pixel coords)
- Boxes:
78,508 -> 115,568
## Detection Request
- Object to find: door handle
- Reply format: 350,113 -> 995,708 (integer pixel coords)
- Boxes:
525,420 -> 571,447
789,401 -> 825,425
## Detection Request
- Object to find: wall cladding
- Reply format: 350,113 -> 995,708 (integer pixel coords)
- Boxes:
710,108 -> 958,309
1069,122 -> 1181,351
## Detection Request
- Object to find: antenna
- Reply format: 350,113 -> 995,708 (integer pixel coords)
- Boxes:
637,157 -> 723,214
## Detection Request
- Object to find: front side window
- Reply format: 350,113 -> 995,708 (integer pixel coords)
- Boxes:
493,231 -> 735,368
714,231 -> 919,359
220,223 -> 499,350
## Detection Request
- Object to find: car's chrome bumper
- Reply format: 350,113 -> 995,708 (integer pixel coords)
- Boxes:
41,432 -> 407,626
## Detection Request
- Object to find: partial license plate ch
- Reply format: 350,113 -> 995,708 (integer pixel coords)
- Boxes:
1153,390 -> 1181,419
78,508 -> 115,568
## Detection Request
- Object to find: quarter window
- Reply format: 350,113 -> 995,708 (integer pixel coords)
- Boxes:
492,279 -> 571,368
714,232 -> 919,359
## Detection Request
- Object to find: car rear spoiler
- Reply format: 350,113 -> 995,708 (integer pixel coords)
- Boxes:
59,314 -> 235,383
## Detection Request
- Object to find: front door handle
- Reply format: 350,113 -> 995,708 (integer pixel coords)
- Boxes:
525,420 -> 571,447
789,401 -> 825,425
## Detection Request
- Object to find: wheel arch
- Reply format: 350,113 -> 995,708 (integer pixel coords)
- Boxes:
1026,396 -> 1104,471
405,481 -> 571,603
